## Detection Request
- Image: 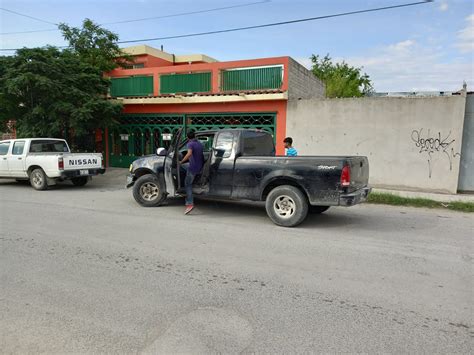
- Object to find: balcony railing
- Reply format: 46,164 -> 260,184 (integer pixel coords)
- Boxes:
160,72 -> 211,94
110,76 -> 153,97
221,66 -> 283,91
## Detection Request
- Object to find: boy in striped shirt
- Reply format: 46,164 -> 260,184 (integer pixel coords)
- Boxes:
284,137 -> 298,156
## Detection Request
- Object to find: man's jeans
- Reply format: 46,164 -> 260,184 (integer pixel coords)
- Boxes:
185,170 -> 195,205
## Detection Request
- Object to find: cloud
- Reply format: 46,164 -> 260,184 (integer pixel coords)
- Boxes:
456,14 -> 474,53
439,1 -> 449,12
295,39 -> 473,92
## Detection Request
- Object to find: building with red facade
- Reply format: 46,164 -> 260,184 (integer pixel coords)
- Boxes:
106,45 -> 324,167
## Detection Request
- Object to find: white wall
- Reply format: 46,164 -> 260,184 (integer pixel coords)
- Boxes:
287,95 -> 467,194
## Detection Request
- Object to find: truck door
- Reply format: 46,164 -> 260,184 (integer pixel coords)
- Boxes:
0,141 -> 11,177
7,140 -> 27,177
208,131 -> 237,197
163,128 -> 183,196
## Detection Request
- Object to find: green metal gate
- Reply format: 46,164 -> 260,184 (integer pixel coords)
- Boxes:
109,112 -> 276,167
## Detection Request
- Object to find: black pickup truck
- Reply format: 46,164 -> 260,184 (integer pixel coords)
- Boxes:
127,128 -> 370,227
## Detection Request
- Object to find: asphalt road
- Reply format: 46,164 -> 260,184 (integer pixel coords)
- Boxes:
1,169 -> 473,353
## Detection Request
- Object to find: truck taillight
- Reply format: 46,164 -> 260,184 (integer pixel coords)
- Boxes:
58,157 -> 64,170
341,165 -> 351,187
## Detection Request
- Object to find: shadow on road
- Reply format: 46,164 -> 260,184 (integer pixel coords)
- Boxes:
178,197 -> 368,229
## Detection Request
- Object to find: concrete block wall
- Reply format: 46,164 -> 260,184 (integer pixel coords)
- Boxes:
286,95 -> 467,194
287,57 -> 325,100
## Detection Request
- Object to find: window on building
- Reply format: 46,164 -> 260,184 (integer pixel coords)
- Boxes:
123,63 -> 145,69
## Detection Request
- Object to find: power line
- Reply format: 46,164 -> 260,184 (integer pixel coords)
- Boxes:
0,7 -> 58,25
115,1 -> 433,44
0,0 -> 434,51
102,0 -> 271,25
0,28 -> 58,35
0,0 -> 270,35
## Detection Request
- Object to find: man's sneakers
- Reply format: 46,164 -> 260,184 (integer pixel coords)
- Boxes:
184,204 -> 194,215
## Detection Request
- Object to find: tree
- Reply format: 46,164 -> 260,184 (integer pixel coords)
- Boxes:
310,54 -> 373,98
0,55 -> 16,132
59,19 -> 132,72
0,20 -> 124,141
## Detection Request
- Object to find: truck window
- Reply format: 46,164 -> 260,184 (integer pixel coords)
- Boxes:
0,142 -> 10,155
12,141 -> 25,155
242,131 -> 275,156
29,140 -> 69,153
214,132 -> 234,158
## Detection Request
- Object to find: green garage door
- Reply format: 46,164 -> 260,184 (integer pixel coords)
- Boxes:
109,113 -> 276,167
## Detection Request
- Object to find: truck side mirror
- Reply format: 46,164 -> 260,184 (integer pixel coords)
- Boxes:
156,147 -> 167,156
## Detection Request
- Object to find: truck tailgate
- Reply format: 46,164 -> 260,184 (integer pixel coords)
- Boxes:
346,156 -> 369,192
63,154 -> 102,170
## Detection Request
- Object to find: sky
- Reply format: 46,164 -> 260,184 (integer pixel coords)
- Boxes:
0,0 -> 473,92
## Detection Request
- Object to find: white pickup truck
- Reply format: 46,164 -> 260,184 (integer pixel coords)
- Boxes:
0,138 -> 105,190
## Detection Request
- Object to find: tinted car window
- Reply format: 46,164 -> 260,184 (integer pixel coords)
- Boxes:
12,141 -> 25,155
242,131 -> 275,156
30,140 -> 69,153
215,132 -> 234,158
0,142 -> 10,155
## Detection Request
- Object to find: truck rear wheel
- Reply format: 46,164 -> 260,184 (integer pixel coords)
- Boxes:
265,185 -> 308,227
71,177 -> 88,186
133,174 -> 166,207
309,206 -> 330,214
29,168 -> 48,191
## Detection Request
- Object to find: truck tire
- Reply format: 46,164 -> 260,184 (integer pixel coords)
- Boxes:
133,174 -> 166,207
29,168 -> 48,191
309,205 -> 330,214
71,177 -> 88,186
265,185 -> 308,227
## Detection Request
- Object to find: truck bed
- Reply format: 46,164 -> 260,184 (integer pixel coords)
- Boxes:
232,155 -> 369,205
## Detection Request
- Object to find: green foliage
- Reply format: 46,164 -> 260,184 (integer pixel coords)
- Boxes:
59,19 -> 133,72
0,20 -> 124,139
311,54 -> 373,98
0,55 -> 16,131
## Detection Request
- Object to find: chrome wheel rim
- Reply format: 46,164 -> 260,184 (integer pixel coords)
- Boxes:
273,195 -> 296,218
140,182 -> 159,201
32,171 -> 43,187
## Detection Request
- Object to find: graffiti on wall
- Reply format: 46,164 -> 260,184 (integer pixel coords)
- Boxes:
411,129 -> 461,178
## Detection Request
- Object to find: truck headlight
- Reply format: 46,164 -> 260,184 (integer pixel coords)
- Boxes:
129,164 -> 133,172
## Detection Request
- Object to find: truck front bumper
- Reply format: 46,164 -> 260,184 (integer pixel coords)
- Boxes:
126,174 -> 135,188
339,187 -> 372,206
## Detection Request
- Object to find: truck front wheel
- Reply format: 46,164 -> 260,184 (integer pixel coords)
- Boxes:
29,168 -> 48,191
265,185 -> 308,227
133,174 -> 166,207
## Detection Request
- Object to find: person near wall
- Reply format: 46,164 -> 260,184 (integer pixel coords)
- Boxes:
284,137 -> 298,156
180,131 -> 204,215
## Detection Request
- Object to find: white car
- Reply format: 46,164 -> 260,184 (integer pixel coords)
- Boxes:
0,138 -> 105,190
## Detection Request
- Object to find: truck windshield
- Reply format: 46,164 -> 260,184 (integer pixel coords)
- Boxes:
29,140 -> 69,153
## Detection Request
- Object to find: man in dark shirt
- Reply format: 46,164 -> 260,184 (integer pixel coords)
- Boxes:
180,131 -> 204,214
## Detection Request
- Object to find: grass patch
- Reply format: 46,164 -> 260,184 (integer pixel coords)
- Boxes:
367,192 -> 474,213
